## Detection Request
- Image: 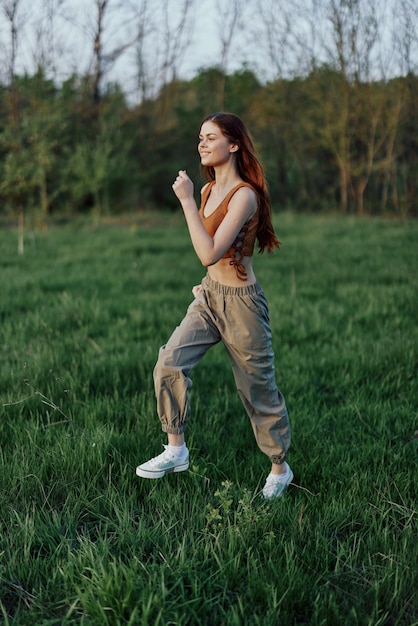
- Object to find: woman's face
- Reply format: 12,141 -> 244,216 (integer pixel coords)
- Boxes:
198,121 -> 237,168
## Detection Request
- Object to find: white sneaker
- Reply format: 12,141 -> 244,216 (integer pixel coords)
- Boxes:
262,463 -> 294,499
136,445 -> 189,479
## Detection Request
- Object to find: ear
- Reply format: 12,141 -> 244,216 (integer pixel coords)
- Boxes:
229,143 -> 239,153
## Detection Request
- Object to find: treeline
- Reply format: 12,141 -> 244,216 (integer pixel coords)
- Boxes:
1,0 -> 417,221
1,65 -> 417,222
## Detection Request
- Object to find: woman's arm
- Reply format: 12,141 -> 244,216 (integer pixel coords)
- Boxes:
172,170 -> 257,267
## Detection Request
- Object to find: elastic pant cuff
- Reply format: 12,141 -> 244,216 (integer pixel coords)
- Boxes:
162,425 -> 186,435
271,455 -> 286,465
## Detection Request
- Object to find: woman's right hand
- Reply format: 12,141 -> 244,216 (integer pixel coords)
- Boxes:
172,170 -> 194,204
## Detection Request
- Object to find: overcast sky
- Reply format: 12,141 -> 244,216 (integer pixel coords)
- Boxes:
0,0 -> 255,99
1,0 -> 416,102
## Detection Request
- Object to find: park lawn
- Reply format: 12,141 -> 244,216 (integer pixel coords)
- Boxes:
0,211 -> 417,625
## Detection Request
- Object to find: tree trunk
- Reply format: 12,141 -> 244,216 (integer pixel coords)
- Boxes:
18,207 -> 24,255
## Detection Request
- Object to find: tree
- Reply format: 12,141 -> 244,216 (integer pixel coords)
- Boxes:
132,0 -> 196,106
252,0 -> 296,79
0,71 -> 60,229
389,0 -> 418,215
59,0 -> 137,108
29,0 -> 67,78
253,0 -> 407,214
1,0 -> 21,84
214,0 -> 250,108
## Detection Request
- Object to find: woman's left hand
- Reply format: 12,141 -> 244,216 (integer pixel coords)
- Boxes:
172,170 -> 194,204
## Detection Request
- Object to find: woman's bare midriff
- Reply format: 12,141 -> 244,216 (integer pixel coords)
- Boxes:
206,255 -> 257,287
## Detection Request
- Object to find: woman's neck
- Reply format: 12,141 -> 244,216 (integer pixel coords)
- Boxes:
212,164 -> 242,196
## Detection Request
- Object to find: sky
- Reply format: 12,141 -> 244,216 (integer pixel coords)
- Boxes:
0,0 -> 252,101
1,0 -> 416,102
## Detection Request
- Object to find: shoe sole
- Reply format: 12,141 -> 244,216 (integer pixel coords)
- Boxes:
136,461 -> 189,479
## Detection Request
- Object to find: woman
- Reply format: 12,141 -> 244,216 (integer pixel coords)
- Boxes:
136,112 -> 292,499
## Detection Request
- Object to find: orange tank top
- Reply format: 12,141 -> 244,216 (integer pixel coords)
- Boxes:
199,181 -> 259,280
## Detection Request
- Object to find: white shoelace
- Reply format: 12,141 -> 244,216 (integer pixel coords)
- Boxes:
149,445 -> 186,466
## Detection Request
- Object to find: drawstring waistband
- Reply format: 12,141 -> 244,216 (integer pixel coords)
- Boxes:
202,274 -> 262,296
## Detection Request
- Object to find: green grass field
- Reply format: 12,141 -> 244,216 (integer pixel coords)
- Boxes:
1,212 -> 417,625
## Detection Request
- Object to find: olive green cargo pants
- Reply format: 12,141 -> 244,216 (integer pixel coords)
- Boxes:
153,274 -> 291,465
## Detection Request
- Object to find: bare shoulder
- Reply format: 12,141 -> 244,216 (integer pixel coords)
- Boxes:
228,185 -> 258,216
200,182 -> 211,196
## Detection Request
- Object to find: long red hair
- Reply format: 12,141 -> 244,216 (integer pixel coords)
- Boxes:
200,112 -> 280,253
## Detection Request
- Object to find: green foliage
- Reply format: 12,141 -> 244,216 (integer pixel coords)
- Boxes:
0,213 -> 417,625
1,67 -> 417,220
0,71 -> 61,223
